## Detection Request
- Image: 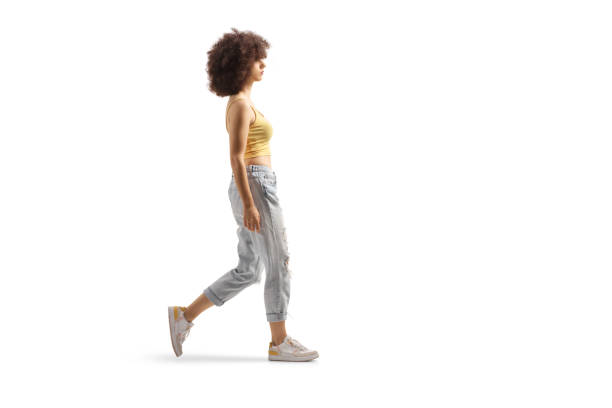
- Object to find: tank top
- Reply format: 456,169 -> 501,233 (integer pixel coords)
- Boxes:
225,97 -> 273,158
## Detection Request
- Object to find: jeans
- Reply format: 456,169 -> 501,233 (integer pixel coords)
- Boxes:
203,164 -> 291,322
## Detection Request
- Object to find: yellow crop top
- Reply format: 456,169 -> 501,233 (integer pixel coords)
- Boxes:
225,97 -> 273,158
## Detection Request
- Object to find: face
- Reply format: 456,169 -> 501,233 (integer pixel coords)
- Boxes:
251,58 -> 266,81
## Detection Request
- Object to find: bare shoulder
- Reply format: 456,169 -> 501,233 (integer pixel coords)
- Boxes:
226,98 -> 254,130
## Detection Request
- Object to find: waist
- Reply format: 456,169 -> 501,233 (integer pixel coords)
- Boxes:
232,164 -> 276,178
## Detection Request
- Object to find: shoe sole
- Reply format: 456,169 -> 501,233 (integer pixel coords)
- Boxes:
168,306 -> 182,357
268,352 -> 319,362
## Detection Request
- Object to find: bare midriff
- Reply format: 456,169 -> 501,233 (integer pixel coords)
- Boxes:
244,155 -> 272,169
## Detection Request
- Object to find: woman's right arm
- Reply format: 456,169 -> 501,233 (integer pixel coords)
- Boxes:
227,100 -> 261,232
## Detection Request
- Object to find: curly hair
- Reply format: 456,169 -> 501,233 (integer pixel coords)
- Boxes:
206,28 -> 270,97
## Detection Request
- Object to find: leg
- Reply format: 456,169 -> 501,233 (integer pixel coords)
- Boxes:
270,320 -> 288,346
257,173 -> 292,323
183,292 -> 214,322
200,177 -> 265,309
203,223 -> 264,307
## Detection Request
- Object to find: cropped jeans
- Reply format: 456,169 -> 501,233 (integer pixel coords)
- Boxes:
203,164 -> 292,322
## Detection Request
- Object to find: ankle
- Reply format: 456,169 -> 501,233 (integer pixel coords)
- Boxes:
271,335 -> 287,346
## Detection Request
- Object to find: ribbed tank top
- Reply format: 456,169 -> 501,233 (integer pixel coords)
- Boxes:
225,97 -> 273,159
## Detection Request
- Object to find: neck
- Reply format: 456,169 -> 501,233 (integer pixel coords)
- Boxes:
236,82 -> 253,100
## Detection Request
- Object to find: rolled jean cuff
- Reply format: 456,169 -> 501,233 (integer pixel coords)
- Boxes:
203,287 -> 224,306
266,312 -> 287,322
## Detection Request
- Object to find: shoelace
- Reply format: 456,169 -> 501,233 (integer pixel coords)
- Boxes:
287,337 -> 308,352
179,321 -> 193,342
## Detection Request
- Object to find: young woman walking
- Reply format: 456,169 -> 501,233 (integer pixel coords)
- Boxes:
168,28 -> 319,362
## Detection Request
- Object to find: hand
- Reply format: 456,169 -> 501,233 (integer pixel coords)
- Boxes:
244,205 -> 261,233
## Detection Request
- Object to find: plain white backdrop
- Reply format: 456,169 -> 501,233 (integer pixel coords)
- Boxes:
1,0 -> 611,406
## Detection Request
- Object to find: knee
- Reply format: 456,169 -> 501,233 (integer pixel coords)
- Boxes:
231,267 -> 259,283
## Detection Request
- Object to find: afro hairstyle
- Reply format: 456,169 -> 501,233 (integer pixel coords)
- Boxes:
206,28 -> 270,97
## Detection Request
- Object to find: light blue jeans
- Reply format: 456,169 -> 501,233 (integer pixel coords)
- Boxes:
203,164 -> 291,322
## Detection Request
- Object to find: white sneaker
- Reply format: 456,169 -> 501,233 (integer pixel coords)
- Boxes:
268,335 -> 319,362
168,306 -> 194,357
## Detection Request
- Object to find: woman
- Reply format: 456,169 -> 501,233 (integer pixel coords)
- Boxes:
168,28 -> 319,362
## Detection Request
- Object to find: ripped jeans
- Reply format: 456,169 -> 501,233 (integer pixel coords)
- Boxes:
203,164 -> 291,322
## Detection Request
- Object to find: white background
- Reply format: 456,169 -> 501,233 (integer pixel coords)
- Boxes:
1,0 -> 611,406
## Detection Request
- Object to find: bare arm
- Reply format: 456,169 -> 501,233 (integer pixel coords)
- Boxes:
227,100 -> 256,209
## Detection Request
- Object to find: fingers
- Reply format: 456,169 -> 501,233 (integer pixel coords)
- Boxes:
244,217 -> 261,233
248,218 -> 260,233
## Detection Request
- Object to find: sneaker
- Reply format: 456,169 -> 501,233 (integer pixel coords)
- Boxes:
168,306 -> 194,357
268,335 -> 319,362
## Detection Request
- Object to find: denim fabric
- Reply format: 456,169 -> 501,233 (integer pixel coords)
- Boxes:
203,164 -> 291,322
